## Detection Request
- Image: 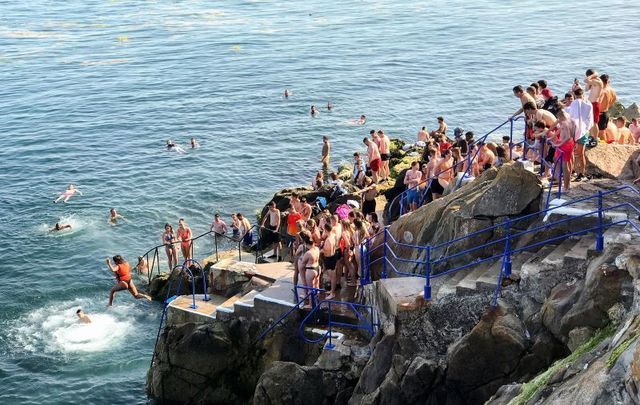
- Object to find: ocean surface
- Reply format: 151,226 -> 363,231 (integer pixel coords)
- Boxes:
0,0 -> 638,403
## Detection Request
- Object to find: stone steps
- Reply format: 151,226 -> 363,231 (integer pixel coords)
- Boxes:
541,238 -> 578,267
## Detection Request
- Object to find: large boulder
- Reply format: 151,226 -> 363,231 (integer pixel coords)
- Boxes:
374,163 -> 542,277
253,362 -> 325,405
446,304 -> 528,404
541,243 -> 633,344
585,143 -> 640,180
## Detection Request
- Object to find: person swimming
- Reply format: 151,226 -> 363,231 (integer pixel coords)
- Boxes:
357,114 -> 367,125
50,222 -> 72,232
284,89 -> 290,98
76,308 -> 92,324
54,184 -> 82,203
327,101 -> 333,111
190,137 -> 199,148
166,139 -> 186,154
311,105 -> 319,116
108,208 -> 128,225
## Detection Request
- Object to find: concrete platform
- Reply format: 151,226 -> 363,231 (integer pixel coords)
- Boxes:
166,294 -> 227,325
250,262 -> 295,282
376,277 -> 426,317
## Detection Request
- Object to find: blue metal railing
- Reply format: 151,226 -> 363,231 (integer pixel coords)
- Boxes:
363,185 -> 640,306
298,300 -> 379,349
164,259 -> 210,308
389,116 -> 526,220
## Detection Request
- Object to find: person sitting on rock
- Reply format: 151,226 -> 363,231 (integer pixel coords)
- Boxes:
614,117 -> 633,144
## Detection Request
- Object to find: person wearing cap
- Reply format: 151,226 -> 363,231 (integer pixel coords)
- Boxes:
452,128 -> 468,156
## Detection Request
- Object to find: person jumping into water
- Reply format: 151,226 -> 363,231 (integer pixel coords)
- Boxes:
76,309 -> 92,324
106,255 -> 151,306
50,222 -> 72,232
54,184 -> 82,203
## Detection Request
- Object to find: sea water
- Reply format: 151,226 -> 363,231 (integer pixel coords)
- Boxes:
1,0 -> 638,403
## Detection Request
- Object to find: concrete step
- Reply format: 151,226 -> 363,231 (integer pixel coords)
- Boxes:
435,267 -> 474,300
541,238 -> 578,267
215,294 -> 242,320
565,234 -> 596,269
253,279 -> 299,320
455,262 -> 493,296
520,244 -> 558,279
250,262 -> 295,283
474,251 -> 535,293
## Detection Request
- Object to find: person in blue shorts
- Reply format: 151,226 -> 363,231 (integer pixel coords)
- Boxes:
404,161 -> 422,212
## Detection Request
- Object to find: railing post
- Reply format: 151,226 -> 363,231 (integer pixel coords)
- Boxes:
424,244 -> 432,301
189,270 -> 197,309
596,191 -> 604,251
509,117 -> 514,161
214,234 -> 219,262
382,229 -> 388,279
365,238 -> 371,283
557,156 -> 563,199
503,220 -> 512,277
326,302 -> 335,349
359,243 -> 365,287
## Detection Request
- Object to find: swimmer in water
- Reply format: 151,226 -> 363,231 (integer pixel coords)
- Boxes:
54,184 -> 83,203
190,137 -> 199,148
357,115 -> 367,125
107,208 -> 128,225
76,308 -> 92,324
311,105 -> 319,116
50,222 -> 72,232
135,256 -> 148,275
106,255 -> 151,306
166,139 -> 186,154
284,89 -> 290,98
327,101 -> 333,111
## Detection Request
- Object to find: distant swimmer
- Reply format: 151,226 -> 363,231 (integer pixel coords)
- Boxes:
357,115 -> 367,125
311,105 -> 319,116
190,137 -> 199,148
54,184 -> 83,203
76,308 -> 92,324
108,208 -> 128,225
50,222 -> 72,232
327,101 -> 333,111
166,139 -> 186,154
284,89 -> 290,98
106,255 -> 151,306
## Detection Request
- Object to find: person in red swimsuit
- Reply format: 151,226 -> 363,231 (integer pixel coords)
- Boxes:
107,255 -> 151,306
177,218 -> 193,262
552,109 -> 577,191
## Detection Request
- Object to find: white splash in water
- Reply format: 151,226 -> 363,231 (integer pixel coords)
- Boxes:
40,214 -> 96,237
10,299 -> 134,354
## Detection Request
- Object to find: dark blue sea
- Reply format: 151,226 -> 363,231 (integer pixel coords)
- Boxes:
1,0 -> 638,403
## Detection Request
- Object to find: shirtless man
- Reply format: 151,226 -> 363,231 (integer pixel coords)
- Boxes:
300,233 -> 320,304
417,126 -> 428,143
108,208 -> 128,225
597,74 -> 617,141
321,223 -> 338,300
289,192 -> 303,213
76,309 -> 92,324
378,130 -> 391,182
404,161 -> 422,211
352,152 -> 366,187
300,197 -> 312,221
630,118 -> 640,144
363,137 -> 382,183
432,150 -> 454,199
321,136 -> 330,170
210,213 -> 228,235
261,201 -> 282,261
512,85 -> 536,117
585,69 -> 604,138
614,117 -> 633,144
523,102 -> 558,128
50,222 -> 72,232
477,143 -> 496,172
430,116 -> 448,137
424,149 -> 440,179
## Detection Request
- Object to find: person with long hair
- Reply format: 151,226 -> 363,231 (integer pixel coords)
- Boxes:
177,218 -> 193,262
162,223 -> 178,271
106,255 -> 151,306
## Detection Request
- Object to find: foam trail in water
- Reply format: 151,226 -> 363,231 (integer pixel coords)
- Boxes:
9,298 -> 133,354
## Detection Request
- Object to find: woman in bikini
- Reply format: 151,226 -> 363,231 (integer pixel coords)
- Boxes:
177,218 -> 193,262
162,223 -> 178,271
300,232 -> 320,307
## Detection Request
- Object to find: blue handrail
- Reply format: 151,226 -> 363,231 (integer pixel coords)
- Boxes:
362,185 -> 640,307
181,259 -> 210,302
164,263 -> 198,308
298,300 -> 378,349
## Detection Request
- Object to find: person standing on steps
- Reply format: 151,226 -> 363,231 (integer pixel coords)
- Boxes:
106,255 -> 151,306
363,136 -> 381,183
237,213 -> 253,246
404,161 -> 422,212
321,136 -> 331,173
378,129 -> 391,182
511,85 -> 536,118
261,201 -> 282,261
162,223 -> 178,271
321,223 -> 338,300
177,218 -> 193,263
300,197 -> 312,221
585,69 -> 603,139
210,213 -> 228,235
597,74 -> 617,141
567,88 -> 593,182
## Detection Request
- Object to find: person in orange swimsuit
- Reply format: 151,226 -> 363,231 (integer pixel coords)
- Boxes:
177,218 -> 193,262
106,255 -> 151,306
